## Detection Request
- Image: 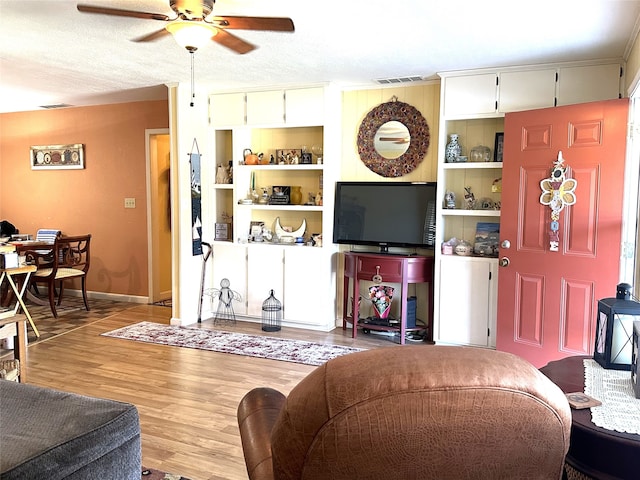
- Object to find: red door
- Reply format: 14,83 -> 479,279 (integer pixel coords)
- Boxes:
496,99 -> 629,368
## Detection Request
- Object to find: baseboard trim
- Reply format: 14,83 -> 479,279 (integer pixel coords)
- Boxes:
63,289 -> 149,304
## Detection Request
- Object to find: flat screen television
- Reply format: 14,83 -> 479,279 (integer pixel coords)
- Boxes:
333,181 -> 437,252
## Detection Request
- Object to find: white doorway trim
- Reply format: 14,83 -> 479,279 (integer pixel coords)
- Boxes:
622,90 -> 640,294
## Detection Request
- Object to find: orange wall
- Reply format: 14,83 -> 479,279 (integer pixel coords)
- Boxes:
0,100 -> 169,297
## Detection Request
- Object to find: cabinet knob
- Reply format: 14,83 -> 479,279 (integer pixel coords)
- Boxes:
499,257 -> 510,268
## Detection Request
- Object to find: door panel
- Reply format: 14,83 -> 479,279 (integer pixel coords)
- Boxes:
566,166 -> 598,255
560,279 -> 594,354
497,99 -> 629,367
514,273 -> 544,346
519,166 -> 548,251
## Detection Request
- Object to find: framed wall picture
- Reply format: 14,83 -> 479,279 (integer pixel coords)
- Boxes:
494,133 -> 504,162
30,144 -> 85,170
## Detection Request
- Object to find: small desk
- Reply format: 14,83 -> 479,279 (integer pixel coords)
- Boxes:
1,265 -> 39,338
342,252 -> 434,345
0,314 -> 28,382
540,356 -> 640,480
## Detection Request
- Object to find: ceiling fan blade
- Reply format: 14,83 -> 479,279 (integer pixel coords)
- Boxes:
213,16 -> 294,32
77,4 -> 171,21
132,28 -> 171,43
212,29 -> 257,54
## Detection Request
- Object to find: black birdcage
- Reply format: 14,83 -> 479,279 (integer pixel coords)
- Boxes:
262,289 -> 282,332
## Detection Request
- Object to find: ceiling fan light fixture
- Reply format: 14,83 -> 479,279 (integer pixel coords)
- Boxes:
166,20 -> 216,51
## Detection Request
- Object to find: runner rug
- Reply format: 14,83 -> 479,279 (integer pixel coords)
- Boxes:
102,321 -> 365,366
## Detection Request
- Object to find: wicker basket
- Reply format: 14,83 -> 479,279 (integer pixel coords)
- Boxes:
0,359 -> 20,382
565,463 -> 595,480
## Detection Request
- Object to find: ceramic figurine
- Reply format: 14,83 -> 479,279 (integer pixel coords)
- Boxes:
215,164 -> 229,184
445,133 -> 462,163
464,186 -> 476,209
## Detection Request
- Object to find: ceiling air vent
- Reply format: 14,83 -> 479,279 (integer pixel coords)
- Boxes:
375,76 -> 424,84
39,103 -> 73,109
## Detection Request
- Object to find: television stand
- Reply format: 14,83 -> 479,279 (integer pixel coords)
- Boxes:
342,252 -> 434,345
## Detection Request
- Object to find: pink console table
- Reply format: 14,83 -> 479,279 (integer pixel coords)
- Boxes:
342,252 -> 434,345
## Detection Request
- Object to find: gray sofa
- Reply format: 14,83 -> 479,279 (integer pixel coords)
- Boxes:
0,380 -> 141,479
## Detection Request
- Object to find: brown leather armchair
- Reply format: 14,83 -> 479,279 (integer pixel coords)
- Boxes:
237,346 -> 571,480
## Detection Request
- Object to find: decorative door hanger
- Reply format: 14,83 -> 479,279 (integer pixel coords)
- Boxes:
539,151 -> 577,252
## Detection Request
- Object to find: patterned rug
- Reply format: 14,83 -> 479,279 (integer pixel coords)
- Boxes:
102,321 -> 365,366
0,298 -> 137,357
142,466 -> 190,480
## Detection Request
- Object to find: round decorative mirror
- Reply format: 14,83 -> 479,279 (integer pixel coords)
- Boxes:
357,97 -> 430,177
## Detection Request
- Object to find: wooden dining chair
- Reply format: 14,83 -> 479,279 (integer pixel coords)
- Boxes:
24,234 -> 91,318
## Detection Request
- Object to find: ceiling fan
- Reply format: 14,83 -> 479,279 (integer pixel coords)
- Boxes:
77,0 -> 295,54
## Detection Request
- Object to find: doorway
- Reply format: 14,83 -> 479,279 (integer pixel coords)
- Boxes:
146,129 -> 172,304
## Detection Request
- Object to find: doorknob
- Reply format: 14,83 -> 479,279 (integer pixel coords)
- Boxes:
501,239 -> 511,249
499,257 -> 510,267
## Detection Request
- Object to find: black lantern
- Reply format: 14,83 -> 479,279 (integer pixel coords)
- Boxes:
594,283 -> 640,370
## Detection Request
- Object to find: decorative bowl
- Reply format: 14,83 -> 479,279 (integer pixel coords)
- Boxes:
454,241 -> 473,256
470,145 -> 492,163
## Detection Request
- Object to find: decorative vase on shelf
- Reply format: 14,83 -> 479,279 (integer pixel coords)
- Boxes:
369,285 -> 394,319
290,186 -> 303,205
445,134 -> 462,163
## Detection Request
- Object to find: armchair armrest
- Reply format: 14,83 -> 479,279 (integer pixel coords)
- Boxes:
22,248 -> 54,271
237,387 -> 286,480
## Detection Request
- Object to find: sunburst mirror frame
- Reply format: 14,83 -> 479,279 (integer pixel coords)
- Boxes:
357,97 -> 430,177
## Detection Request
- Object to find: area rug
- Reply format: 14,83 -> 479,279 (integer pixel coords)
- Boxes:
142,466 -> 190,480
102,321 -> 365,366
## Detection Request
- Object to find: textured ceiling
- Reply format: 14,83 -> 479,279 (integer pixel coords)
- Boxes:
1,0 -> 640,113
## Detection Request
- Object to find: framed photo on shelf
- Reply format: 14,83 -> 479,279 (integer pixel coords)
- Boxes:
494,133 -> 504,162
269,186 -> 290,205
275,149 -> 302,165
249,221 -> 265,242
474,222 -> 500,257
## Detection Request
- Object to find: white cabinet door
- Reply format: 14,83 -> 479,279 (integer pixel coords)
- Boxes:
246,90 -> 285,126
498,69 -> 557,113
247,245 -> 284,316
285,87 -> 325,126
557,63 -> 621,106
283,247 -> 331,327
443,73 -> 498,117
210,93 -> 246,127
211,243 -> 247,315
437,257 -> 492,347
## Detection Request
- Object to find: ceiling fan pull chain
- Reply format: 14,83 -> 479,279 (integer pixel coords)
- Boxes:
190,51 -> 195,107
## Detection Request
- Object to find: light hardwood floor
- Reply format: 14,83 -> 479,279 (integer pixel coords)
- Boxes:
22,304 -> 413,480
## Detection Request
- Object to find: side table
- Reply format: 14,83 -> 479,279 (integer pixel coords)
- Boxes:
342,252 -> 434,345
0,314 -> 28,382
1,265 -> 39,338
540,355 -> 639,480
